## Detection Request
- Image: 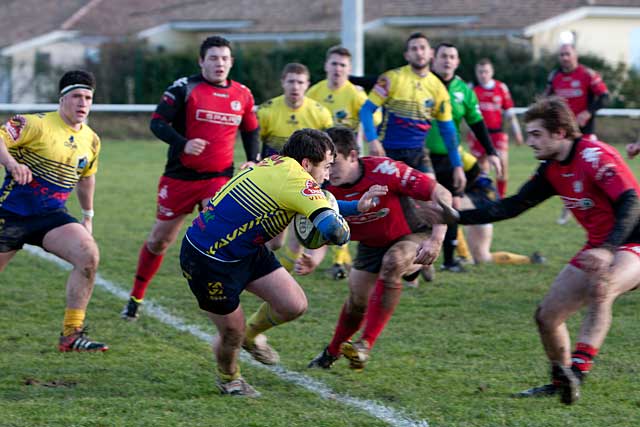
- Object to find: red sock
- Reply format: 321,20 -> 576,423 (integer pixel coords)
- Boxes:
361,279 -> 402,348
571,342 -> 599,374
327,301 -> 365,356
497,179 -> 507,199
130,242 -> 164,300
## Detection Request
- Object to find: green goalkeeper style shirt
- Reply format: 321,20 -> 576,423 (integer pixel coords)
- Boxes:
425,75 -> 484,155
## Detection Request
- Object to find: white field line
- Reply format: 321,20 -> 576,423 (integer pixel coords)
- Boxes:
25,245 -> 429,427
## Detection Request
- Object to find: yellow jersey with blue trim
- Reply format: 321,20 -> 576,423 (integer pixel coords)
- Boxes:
307,80 -> 380,130
0,112 -> 100,216
368,65 -> 452,150
257,95 -> 333,152
185,155 -> 332,261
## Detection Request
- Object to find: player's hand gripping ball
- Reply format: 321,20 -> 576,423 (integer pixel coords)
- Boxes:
294,190 -> 339,249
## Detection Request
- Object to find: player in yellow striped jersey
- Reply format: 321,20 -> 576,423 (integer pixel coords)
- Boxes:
181,129 -> 357,396
0,70 -> 108,352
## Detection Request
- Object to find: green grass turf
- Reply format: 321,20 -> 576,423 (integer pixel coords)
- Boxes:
1,140 -> 639,426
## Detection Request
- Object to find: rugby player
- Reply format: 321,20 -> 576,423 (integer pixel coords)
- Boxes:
0,70 -> 108,352
122,36 -> 260,320
438,97 -> 640,405
302,127 -> 452,371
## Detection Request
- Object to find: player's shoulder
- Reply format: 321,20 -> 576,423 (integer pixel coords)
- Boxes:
578,64 -> 601,79
166,75 -> 196,91
495,80 -> 510,90
363,156 -> 403,176
547,68 -> 560,82
307,80 -> 326,95
259,95 -> 282,110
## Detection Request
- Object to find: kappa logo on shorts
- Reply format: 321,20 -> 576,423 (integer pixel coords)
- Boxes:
207,281 -> 226,301
301,180 -> 323,197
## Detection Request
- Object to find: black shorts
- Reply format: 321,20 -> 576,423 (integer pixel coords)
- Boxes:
179,237 -> 281,315
353,234 -> 427,274
385,147 -> 433,174
0,207 -> 78,252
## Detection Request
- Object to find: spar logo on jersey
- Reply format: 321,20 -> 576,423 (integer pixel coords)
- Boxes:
581,147 -> 602,168
561,196 -> 594,210
4,115 -> 26,141
301,180 -> 323,197
373,160 -> 400,176
195,109 -> 242,126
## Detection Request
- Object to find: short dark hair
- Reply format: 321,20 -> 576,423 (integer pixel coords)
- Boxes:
58,70 -> 95,93
523,96 -> 581,140
199,36 -> 232,59
476,57 -> 493,67
405,32 -> 429,52
326,45 -> 352,61
326,127 -> 358,157
282,129 -> 335,165
281,63 -> 310,80
433,42 -> 456,58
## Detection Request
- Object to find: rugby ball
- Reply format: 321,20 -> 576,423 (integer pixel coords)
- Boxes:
293,190 -> 340,249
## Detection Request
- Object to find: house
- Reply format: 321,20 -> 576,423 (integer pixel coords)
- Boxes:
2,0 -> 639,103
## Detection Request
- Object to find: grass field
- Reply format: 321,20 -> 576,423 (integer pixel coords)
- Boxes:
1,140 -> 639,427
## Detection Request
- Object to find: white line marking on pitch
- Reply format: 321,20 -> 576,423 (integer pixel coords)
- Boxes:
25,245 -> 429,427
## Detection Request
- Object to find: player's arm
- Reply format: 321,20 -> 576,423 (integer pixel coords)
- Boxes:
76,175 -> 96,234
0,134 -> 31,184
410,182 -> 452,265
308,207 -> 350,246
543,70 -> 556,96
150,79 -> 208,155
456,165 -> 556,225
349,75 -> 378,92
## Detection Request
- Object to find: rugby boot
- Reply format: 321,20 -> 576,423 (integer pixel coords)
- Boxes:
121,296 -> 141,321
216,377 -> 261,397
340,339 -> 370,371
331,263 -> 348,280
308,346 -> 340,369
556,363 -> 581,405
512,383 -> 558,398
242,334 -> 280,365
530,251 -> 547,264
59,327 -> 109,352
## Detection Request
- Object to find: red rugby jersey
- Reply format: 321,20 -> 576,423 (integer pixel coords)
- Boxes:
546,65 -> 608,134
543,138 -> 639,246
152,74 -> 258,180
326,156 -> 436,247
472,79 -> 514,131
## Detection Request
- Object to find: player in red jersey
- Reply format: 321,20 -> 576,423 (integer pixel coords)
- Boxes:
437,97 -> 640,405
301,127 -> 452,371
470,58 -> 523,198
545,43 -> 609,224
121,36 -> 260,320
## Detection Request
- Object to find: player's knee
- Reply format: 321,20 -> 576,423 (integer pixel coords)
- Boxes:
534,305 -> 555,332
279,298 -> 307,322
380,247 -> 410,278
147,238 -> 172,254
76,240 -> 100,279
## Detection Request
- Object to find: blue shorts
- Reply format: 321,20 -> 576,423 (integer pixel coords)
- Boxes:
0,207 -> 78,252
179,237 -> 281,315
